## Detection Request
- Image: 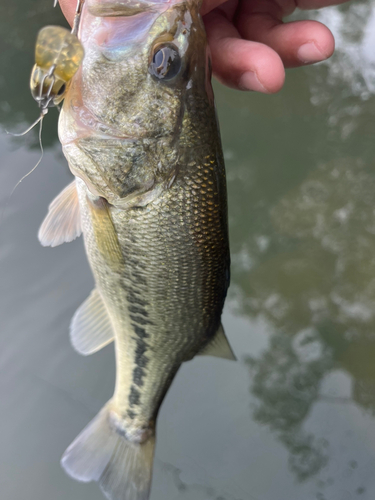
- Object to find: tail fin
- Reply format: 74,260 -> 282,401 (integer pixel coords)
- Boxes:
61,404 -> 155,500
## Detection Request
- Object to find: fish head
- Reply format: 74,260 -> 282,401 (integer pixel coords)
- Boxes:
60,0 -> 215,207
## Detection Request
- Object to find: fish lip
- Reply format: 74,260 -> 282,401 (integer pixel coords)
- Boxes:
60,104 -> 140,146
60,87 -> 143,146
64,130 -> 136,146
87,0 -> 194,18
61,131 -> 137,148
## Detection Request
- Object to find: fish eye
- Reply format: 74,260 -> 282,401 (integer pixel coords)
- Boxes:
149,44 -> 181,81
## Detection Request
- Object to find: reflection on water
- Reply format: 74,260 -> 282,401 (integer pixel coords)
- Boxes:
2,1 -> 375,500
220,3 -> 375,495
157,461 -> 246,500
241,157 -> 375,486
312,1 -> 375,97
247,331 -> 332,482
306,1 -> 375,142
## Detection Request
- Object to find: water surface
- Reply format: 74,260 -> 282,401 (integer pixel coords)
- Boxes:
1,1 -> 375,499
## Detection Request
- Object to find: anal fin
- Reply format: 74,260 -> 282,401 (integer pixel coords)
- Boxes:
38,180 -> 82,247
70,289 -> 115,356
198,324 -> 236,361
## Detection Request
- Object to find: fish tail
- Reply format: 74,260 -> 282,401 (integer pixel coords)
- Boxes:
61,402 -> 155,500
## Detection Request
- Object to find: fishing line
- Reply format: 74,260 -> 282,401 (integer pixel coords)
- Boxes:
5,111 -> 45,138
1,0 -> 84,225
9,114 -> 45,198
1,112 -> 46,224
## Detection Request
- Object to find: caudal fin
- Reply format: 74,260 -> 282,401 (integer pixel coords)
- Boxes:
61,404 -> 155,500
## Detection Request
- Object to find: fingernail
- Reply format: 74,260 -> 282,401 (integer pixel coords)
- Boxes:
238,71 -> 267,92
297,42 -> 325,64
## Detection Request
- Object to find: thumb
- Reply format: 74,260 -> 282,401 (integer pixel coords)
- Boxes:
57,0 -> 76,25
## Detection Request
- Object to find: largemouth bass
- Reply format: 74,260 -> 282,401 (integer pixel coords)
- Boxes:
38,0 -> 233,498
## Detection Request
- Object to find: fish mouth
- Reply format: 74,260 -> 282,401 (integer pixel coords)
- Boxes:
64,125 -> 136,146
60,97 -> 139,147
87,0 -> 191,17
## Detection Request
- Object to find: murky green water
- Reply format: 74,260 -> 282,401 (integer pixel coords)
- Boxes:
2,1 -> 375,499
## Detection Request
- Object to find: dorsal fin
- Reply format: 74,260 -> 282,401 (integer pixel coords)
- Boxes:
70,289 -> 115,356
38,180 -> 82,247
198,324 -> 236,361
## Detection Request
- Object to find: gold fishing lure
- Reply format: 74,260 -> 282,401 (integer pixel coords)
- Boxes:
4,1 -> 85,201
30,0 -> 85,110
30,26 -> 84,109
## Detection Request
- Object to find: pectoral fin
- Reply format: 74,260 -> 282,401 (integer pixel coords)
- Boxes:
38,180 -> 82,247
198,324 -> 236,361
70,289 -> 115,356
87,197 -> 124,269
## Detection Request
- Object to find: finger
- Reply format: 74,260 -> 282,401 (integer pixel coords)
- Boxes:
273,0 -> 350,15
204,10 -> 285,92
58,0 -> 75,25
295,0 -> 351,9
201,0 -> 231,17
236,2 -> 334,67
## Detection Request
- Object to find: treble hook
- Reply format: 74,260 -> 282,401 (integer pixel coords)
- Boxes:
71,0 -> 86,36
54,0 -> 85,36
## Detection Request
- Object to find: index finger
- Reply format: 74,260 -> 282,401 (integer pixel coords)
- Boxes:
295,0 -> 351,8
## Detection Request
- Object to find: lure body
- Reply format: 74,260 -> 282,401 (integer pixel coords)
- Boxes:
30,26 -> 84,109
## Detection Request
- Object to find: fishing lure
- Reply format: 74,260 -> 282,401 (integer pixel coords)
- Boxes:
30,25 -> 84,111
5,1 -> 85,200
30,0 -> 85,112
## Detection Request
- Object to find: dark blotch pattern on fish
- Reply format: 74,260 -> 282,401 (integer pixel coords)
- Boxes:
126,279 -> 151,411
129,386 -> 141,406
129,305 -> 149,317
128,332 -> 149,400
134,338 -> 149,368
133,366 -> 146,387
131,324 -> 149,339
130,314 -> 153,326
127,290 -> 147,306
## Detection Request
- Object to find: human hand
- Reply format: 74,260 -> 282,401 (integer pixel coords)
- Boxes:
58,0 -> 348,93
